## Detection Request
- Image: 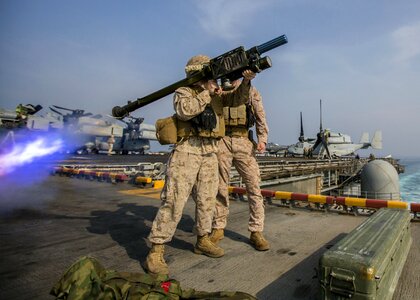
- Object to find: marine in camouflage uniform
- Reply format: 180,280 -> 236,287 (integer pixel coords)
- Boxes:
107,134 -> 115,155
210,85 -> 270,251
145,55 -> 256,275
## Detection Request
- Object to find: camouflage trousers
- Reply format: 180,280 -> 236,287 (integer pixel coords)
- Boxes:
108,143 -> 114,155
212,136 -> 265,232
148,150 -> 218,244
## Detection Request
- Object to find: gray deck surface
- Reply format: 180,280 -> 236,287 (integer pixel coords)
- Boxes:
0,175 -> 418,299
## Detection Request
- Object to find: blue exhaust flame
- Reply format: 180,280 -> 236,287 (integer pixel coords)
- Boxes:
0,136 -> 64,176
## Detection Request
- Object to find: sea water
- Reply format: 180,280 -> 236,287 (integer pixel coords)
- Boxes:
399,158 -> 420,204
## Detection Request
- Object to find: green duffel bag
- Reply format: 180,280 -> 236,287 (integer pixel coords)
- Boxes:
51,256 -> 257,300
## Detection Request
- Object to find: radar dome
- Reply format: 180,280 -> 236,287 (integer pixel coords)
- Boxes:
360,159 -> 400,200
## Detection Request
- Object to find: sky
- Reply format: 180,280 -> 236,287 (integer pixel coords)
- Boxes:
1,0 -> 420,157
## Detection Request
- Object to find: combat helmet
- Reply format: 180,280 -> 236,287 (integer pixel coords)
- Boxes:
185,55 -> 210,77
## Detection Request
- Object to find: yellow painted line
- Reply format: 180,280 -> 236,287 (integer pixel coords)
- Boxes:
387,201 -> 408,209
308,194 -> 327,203
119,189 -> 162,200
345,197 -> 367,207
275,191 -> 292,200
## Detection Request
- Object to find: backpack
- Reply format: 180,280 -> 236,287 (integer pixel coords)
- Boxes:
51,256 -> 257,300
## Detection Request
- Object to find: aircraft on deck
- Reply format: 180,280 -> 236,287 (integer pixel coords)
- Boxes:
287,100 -> 382,158
100,115 -> 157,155
0,104 -> 157,154
49,106 -> 157,154
265,142 -> 288,156
310,129 -> 382,158
286,112 -> 316,157
0,104 -> 62,131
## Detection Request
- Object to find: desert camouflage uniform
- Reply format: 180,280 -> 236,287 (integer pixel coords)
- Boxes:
148,82 -> 251,244
107,135 -> 115,155
213,87 -> 268,232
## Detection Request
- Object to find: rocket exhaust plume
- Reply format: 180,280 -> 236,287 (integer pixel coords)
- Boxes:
0,135 -> 67,214
0,137 -> 63,176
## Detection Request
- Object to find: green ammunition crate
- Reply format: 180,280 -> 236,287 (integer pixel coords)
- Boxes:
319,208 -> 412,300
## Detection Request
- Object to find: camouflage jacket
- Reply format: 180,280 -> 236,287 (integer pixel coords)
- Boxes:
249,87 -> 269,145
173,80 -> 251,155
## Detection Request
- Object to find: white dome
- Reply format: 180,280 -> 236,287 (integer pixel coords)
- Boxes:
360,160 -> 400,200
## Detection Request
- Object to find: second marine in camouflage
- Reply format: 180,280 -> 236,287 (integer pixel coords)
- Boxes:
210,82 -> 270,251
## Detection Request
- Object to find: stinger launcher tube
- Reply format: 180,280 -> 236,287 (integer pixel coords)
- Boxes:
112,34 -> 288,119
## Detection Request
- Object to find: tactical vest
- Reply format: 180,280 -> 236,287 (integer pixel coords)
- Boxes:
177,88 -> 225,139
223,104 -> 254,137
155,88 -> 225,145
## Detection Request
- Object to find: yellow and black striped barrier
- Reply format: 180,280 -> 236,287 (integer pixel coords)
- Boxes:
229,186 -> 418,217
51,168 -> 419,217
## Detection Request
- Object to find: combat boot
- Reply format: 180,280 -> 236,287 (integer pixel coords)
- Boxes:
250,232 -> 270,251
144,244 -> 169,275
194,235 -> 224,258
209,228 -> 224,245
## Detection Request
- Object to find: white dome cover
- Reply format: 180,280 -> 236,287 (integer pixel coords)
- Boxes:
361,160 -> 400,200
